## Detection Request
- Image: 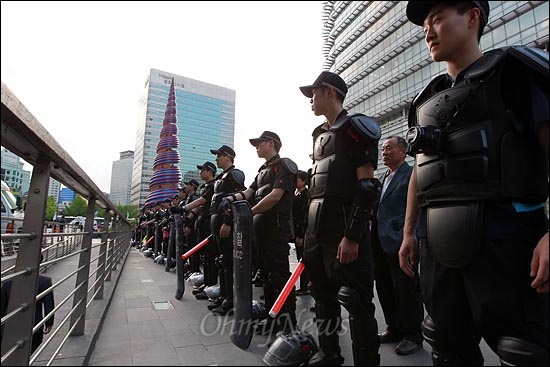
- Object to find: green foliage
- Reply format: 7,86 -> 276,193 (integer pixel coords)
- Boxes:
64,195 -> 88,216
116,204 -> 139,220
45,196 -> 57,220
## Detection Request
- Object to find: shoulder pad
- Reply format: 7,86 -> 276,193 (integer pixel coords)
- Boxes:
228,168 -> 245,186
348,113 -> 382,140
280,158 -> 298,174
507,46 -> 549,80
464,49 -> 506,79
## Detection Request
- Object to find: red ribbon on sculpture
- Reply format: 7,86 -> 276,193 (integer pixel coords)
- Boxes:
269,261 -> 305,318
181,234 -> 212,261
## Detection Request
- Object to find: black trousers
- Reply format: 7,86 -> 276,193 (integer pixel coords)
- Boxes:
255,214 -> 296,324
420,231 -> 549,363
304,202 -> 378,359
372,230 -> 423,343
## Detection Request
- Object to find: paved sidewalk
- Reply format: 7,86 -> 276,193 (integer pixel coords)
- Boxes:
89,246 -> 499,366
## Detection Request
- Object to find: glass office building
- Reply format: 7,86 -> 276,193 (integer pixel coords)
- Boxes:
321,1 -> 549,175
130,69 -> 236,207
110,150 -> 134,206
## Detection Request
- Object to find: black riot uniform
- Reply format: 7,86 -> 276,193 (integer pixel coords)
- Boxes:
406,45 -> 549,365
210,166 -> 245,311
250,154 -> 298,331
169,196 -> 186,300
195,180 -> 217,286
303,110 -> 382,365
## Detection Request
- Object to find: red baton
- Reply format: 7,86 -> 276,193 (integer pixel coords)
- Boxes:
144,236 -> 155,247
181,234 -> 212,261
269,261 -> 305,318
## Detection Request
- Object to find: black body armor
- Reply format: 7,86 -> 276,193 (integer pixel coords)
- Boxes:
409,46 -> 548,207
309,113 -> 381,201
253,157 -> 297,206
210,166 -> 245,216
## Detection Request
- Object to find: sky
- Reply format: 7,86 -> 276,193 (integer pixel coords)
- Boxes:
1,1 -> 326,193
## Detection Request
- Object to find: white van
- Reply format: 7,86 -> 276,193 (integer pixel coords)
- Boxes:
1,180 -> 24,235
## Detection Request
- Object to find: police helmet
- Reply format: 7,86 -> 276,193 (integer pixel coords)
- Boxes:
252,300 -> 268,321
263,329 -> 319,366
187,272 -> 204,288
204,285 -> 220,301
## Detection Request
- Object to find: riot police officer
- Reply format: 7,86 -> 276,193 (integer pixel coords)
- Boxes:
208,145 -> 245,315
400,2 -> 549,366
181,162 -> 218,297
299,71 -> 382,366
220,131 -> 298,335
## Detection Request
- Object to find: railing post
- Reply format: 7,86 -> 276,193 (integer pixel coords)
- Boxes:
111,220 -> 119,271
69,197 -> 95,336
105,224 -> 114,282
94,210 -> 111,299
1,156 -> 50,366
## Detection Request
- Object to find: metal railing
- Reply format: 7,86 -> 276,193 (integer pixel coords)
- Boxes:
1,82 -> 132,365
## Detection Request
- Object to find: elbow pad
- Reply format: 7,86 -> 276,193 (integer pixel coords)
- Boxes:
344,178 -> 382,242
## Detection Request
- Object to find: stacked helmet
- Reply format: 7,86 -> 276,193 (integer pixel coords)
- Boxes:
187,272 -> 204,288
263,329 -> 319,366
252,300 -> 268,321
204,285 -> 220,301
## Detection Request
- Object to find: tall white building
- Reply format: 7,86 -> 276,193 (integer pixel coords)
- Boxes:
130,69 -> 236,207
48,178 -> 61,209
110,150 -> 134,206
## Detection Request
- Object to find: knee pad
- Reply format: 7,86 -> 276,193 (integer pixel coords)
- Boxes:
337,286 -> 367,317
421,314 -> 436,348
497,336 -> 549,366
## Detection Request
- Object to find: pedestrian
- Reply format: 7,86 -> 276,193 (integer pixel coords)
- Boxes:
208,145 -> 246,315
219,131 -> 298,335
371,136 -> 423,355
1,254 -> 55,354
292,170 -> 310,296
299,71 -> 382,366
400,1 -> 549,365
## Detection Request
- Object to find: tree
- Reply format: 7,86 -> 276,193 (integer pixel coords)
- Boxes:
116,204 -> 139,220
45,196 -> 57,220
64,195 -> 88,216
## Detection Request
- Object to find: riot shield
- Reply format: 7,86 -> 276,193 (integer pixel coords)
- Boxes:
230,200 -> 253,350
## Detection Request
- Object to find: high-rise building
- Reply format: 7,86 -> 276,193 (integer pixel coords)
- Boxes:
321,1 -> 548,176
130,69 -> 236,207
1,147 -> 31,194
110,150 -> 134,206
48,178 -> 61,209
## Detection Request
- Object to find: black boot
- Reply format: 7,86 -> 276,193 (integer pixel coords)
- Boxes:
308,351 -> 345,366
211,299 -> 233,316
207,297 -> 223,311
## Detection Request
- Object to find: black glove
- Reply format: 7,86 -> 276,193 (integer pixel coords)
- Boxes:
218,197 -> 232,214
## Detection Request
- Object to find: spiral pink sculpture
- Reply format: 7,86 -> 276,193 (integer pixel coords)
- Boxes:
144,77 -> 181,207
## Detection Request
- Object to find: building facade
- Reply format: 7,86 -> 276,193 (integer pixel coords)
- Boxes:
59,187 -> 75,209
48,178 -> 61,210
130,69 -> 236,207
1,147 -> 31,194
321,1 -> 549,176
110,150 -> 134,206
